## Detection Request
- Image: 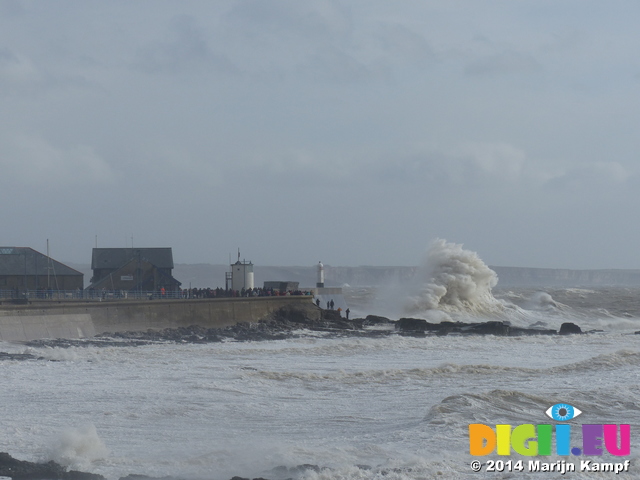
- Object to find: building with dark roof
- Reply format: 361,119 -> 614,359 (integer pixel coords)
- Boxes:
88,248 -> 181,293
0,247 -> 84,295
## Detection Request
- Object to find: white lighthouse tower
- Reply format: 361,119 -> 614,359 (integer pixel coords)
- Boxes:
316,261 -> 324,288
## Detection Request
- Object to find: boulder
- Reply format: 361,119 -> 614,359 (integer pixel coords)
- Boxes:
435,321 -> 458,335
395,318 -> 428,331
559,322 -> 582,335
363,315 -> 392,325
320,309 -> 343,321
465,321 -> 511,336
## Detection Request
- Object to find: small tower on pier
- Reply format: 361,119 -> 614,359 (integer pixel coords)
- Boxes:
228,249 -> 254,292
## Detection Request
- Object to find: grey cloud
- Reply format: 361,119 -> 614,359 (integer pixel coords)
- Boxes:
544,161 -> 631,192
219,3 -> 434,84
371,23 -> 436,67
225,0 -> 353,42
373,155 -> 454,186
367,143 -> 528,189
465,50 -> 542,76
449,143 -> 526,182
134,15 -> 238,75
298,46 -> 372,83
0,133 -> 115,189
218,0 -> 366,81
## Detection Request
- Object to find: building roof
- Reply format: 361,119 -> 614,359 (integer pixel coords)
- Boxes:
91,248 -> 174,270
0,247 -> 83,276
88,257 -> 181,291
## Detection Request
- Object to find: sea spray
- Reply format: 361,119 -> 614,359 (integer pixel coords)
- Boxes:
48,424 -> 109,470
404,239 -> 504,317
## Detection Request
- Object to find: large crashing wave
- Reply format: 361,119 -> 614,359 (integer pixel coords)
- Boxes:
404,239 -> 505,318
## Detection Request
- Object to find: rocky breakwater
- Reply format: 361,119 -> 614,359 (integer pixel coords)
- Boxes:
25,305 -> 583,345
19,305 -> 587,348
394,318 -> 585,336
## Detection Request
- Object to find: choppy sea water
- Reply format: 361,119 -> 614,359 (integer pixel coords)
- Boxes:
2,242 -> 640,479
0,286 -> 639,479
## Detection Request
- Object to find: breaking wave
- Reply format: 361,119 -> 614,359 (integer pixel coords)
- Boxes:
404,239 -> 505,318
248,348 -> 640,386
248,364 -> 537,384
425,389 -> 553,426
550,349 -> 640,374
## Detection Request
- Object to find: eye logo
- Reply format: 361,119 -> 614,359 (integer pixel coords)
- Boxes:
545,403 -> 582,421
470,404 -> 631,457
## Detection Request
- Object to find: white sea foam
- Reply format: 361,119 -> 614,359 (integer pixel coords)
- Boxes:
403,239 -> 505,318
524,291 -> 558,310
48,424 -> 109,470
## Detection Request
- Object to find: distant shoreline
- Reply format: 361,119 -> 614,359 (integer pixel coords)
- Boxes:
65,263 -> 640,289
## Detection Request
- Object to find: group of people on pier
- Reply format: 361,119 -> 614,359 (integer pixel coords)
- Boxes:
185,287 -> 313,299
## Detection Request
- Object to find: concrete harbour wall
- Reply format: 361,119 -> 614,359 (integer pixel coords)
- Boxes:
0,296 -> 313,342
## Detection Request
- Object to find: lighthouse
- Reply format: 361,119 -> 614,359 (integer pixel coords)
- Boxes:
311,261 -> 347,314
316,261 -> 324,288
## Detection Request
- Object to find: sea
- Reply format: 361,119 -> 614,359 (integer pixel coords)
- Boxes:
1,240 -> 639,480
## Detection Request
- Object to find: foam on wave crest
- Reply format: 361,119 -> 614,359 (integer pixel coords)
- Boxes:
550,349 -> 640,374
249,364 -> 538,384
425,389 -> 552,427
404,239 -> 504,318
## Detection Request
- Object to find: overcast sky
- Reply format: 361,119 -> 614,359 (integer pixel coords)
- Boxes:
2,1 -> 640,269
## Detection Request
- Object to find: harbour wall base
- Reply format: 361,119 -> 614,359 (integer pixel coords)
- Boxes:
0,296 -> 316,342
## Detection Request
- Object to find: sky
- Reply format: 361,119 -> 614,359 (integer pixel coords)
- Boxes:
1,0 -> 640,269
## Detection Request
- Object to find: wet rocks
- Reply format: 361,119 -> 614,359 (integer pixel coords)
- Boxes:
0,452 -> 104,480
559,322 -> 582,335
91,304 -> 364,344
393,318 -> 569,336
0,352 -> 41,361
395,317 -> 429,332
24,338 -> 154,349
509,326 -> 557,336
363,315 -> 393,326
116,464 -> 329,480
464,321 -> 511,336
